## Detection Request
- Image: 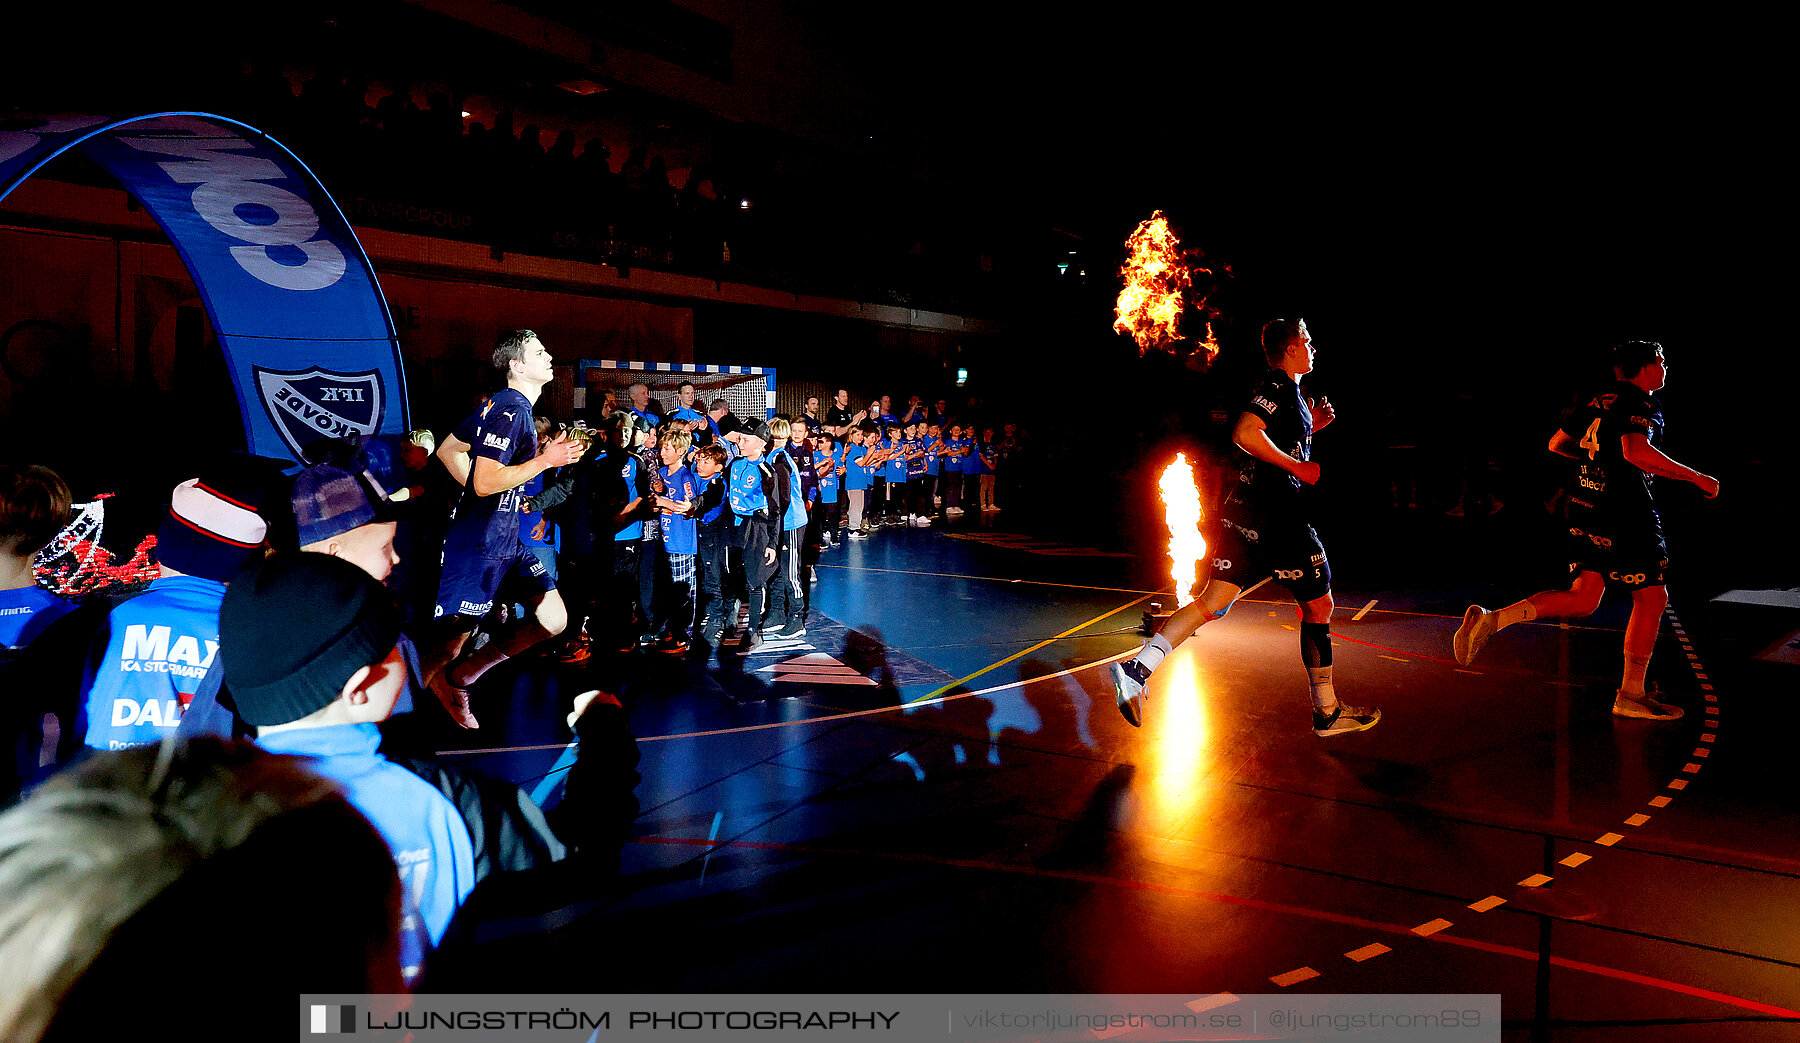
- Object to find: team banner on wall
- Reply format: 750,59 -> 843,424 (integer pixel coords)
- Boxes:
0,113 -> 409,464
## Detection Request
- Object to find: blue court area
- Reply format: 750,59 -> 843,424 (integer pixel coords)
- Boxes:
423,513 -> 1800,1041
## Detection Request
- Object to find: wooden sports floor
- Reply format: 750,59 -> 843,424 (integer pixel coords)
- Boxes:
424,509 -> 1800,1042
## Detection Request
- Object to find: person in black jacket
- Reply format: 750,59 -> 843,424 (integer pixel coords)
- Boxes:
532,413 -> 652,658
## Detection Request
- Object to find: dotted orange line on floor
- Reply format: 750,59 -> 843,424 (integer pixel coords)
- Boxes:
1269,602 -> 1730,1003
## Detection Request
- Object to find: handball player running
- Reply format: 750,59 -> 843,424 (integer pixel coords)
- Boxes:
426,330 -> 584,728
1453,340 -> 1719,719
1113,319 -> 1380,738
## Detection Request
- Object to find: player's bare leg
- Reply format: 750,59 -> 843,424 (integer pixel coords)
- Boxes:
448,587 -> 569,689
1456,571 -> 1604,666
1613,584 -> 1680,720
424,626 -> 479,728
1112,579 -> 1240,727
1299,593 -> 1380,737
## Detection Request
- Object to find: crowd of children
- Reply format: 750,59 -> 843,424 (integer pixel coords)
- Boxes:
528,389 -> 1009,661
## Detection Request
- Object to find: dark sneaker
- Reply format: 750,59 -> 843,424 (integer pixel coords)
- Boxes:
777,616 -> 807,639
733,631 -> 765,656
1111,658 -> 1151,727
1313,703 -> 1381,737
1453,605 -> 1497,666
1613,686 -> 1682,720
656,634 -> 690,655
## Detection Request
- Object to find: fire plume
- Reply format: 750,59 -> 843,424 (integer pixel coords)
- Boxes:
1157,453 -> 1206,607
1198,321 -> 1221,364
1114,211 -> 1191,353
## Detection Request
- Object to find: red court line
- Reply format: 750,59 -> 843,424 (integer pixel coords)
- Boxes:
632,836 -> 1800,1019
1328,631 -> 1463,666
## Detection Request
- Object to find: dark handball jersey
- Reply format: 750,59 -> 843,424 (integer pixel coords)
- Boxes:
444,388 -> 539,561
1560,381 -> 1663,528
1228,371 -> 1313,519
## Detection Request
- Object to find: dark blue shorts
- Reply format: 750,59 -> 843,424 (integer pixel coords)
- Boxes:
1209,514 -> 1332,603
434,546 -> 555,624
1565,523 -> 1669,590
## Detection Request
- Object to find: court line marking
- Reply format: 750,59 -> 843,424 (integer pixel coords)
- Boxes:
439,647 -> 1142,754
911,594 -> 1156,704
627,835 -> 1800,1018
815,564 -> 1629,630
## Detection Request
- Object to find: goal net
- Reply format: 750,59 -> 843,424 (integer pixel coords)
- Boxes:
574,360 -> 775,423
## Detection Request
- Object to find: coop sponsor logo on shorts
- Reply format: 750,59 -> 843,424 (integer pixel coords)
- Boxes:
1610,572 -> 1648,585
1224,520 -> 1259,541
1274,568 -> 1305,581
1210,558 -> 1233,571
1570,527 -> 1612,549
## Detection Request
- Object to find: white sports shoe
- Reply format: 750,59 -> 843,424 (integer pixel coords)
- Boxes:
1612,686 -> 1683,721
1453,605 -> 1498,666
1112,659 -> 1151,727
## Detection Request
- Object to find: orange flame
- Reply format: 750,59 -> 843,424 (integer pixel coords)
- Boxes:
1114,211 -> 1191,353
1197,321 -> 1221,363
1157,453 -> 1206,607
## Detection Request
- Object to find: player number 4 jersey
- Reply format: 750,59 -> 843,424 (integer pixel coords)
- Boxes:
1560,380 -> 1661,518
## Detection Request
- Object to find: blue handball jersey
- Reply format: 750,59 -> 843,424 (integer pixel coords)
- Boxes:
79,575 -> 226,750
1560,380 -> 1663,524
814,448 -> 841,503
659,464 -> 699,555
843,444 -> 871,491
444,387 -> 538,561
0,585 -> 75,651
1232,370 -> 1313,516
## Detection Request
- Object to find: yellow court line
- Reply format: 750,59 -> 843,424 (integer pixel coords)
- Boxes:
817,564 -> 1628,631
908,593 -> 1156,705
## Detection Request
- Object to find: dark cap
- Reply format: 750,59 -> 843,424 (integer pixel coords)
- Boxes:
219,554 -> 402,726
291,463 -> 383,547
741,419 -> 772,446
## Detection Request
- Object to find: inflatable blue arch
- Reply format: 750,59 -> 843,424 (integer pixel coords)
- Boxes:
0,113 -> 409,464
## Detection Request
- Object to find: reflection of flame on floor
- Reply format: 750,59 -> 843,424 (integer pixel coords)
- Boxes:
1142,651 -> 1211,836
1158,453 -> 1205,608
